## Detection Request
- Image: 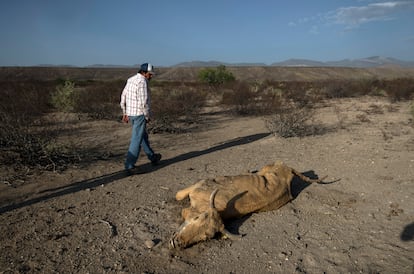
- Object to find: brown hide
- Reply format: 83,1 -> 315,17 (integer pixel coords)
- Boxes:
176,161 -> 295,221
171,161 -> 324,248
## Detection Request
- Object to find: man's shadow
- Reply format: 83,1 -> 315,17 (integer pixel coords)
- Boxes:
151,132 -> 271,168
0,133 -> 270,215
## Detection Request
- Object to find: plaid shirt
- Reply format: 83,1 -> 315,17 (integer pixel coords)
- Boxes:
120,73 -> 151,118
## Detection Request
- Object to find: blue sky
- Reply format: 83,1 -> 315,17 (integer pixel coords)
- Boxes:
1,0 -> 413,67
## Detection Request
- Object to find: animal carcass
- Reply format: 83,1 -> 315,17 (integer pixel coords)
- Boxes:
170,161 -> 326,248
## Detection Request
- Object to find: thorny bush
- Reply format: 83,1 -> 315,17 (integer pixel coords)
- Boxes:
264,101 -> 323,138
149,86 -> 208,133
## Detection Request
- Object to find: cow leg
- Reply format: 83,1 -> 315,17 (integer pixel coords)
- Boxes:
176,181 -> 204,201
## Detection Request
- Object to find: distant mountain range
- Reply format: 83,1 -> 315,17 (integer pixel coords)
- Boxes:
173,61 -> 268,67
30,56 -> 414,68
173,56 -> 414,68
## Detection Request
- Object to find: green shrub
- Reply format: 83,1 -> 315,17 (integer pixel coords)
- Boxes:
198,65 -> 235,86
50,80 -> 76,112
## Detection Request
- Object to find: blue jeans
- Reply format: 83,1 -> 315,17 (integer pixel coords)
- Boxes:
125,115 -> 155,169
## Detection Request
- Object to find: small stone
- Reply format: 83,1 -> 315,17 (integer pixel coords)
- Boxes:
144,240 -> 155,249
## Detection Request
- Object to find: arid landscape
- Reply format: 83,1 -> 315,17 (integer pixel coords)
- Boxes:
1,66 -> 414,273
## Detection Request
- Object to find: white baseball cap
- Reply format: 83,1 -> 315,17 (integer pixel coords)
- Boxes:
140,63 -> 155,74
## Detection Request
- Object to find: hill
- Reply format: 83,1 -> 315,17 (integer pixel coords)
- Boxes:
175,56 -> 414,68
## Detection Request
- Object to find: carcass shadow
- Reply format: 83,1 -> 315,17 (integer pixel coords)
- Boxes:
401,222 -> 414,241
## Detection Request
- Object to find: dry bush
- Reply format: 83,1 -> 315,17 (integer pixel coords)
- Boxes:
221,81 -> 258,115
149,85 -> 208,133
0,79 -> 119,181
0,81 -> 65,174
279,81 -> 318,107
276,81 -> 328,106
220,80 -> 327,116
220,80 -> 289,115
256,89 -> 285,115
321,80 -> 373,98
319,78 -> 414,102
258,79 -> 385,103
74,80 -> 123,119
0,80 -> 53,115
0,80 -> 53,148
380,78 -> 414,102
265,102 -> 323,138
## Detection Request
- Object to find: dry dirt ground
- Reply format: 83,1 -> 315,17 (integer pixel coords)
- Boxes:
1,96 -> 413,273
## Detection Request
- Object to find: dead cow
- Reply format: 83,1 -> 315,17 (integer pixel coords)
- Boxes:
170,161 -> 326,248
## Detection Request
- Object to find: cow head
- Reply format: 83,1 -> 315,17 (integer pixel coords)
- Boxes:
170,189 -> 226,248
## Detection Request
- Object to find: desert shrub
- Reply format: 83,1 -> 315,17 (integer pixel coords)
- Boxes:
0,82 -> 63,174
348,79 -> 377,97
257,89 -> 285,115
381,78 -> 414,102
281,81 -> 323,107
221,81 -> 257,115
222,80 -> 321,116
265,102 -> 321,138
0,80 -> 54,115
0,119 -> 78,172
332,79 -> 385,98
320,80 -> 371,99
149,86 -> 208,133
74,80 -> 123,119
198,65 -> 235,86
50,80 -> 76,112
0,80 -> 54,150
319,78 -> 414,101
220,80 -> 288,115
0,79 -> 116,180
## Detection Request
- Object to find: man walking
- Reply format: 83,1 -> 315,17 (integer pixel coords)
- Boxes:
120,63 -> 161,173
